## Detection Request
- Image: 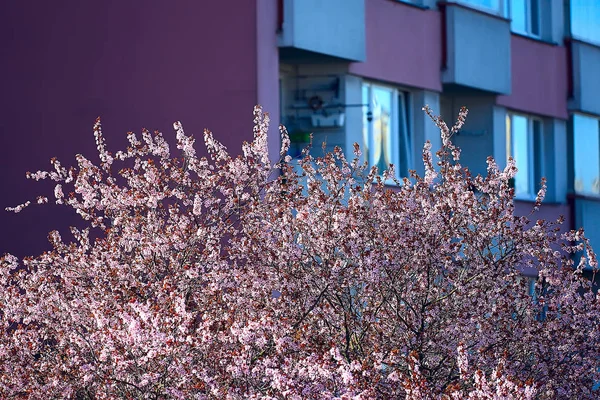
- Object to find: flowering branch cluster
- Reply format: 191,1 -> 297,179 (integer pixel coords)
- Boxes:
1,106 -> 599,399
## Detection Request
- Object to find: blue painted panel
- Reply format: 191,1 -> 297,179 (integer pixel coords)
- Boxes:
279,0 -> 365,62
441,95 -> 496,178
443,4 -> 511,94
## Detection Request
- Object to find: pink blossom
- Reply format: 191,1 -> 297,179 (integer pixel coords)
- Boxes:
0,106 -> 598,398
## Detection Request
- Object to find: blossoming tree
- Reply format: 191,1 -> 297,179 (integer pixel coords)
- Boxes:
1,106 -> 599,399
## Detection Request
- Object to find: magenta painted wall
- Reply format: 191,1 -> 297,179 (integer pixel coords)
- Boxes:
0,1 -> 279,257
497,36 -> 569,119
349,0 -> 442,91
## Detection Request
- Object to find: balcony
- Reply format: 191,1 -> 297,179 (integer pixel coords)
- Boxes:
277,0 -> 366,63
568,40 -> 600,116
440,2 -> 511,94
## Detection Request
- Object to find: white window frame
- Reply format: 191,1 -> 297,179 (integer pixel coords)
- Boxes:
362,82 -> 412,182
506,113 -> 543,200
507,0 -> 541,38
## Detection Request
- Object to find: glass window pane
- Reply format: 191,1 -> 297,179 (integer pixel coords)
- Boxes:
532,119 -> 542,189
511,115 -> 531,197
398,92 -> 411,176
510,0 -> 527,34
570,0 -> 600,44
362,85 -> 370,162
530,0 -> 540,36
573,114 -> 600,195
506,114 -> 512,164
371,86 -> 393,173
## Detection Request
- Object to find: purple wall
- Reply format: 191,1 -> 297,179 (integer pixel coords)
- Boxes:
514,201 -> 573,232
349,0 -> 442,91
497,36 -> 569,119
0,1 -> 279,257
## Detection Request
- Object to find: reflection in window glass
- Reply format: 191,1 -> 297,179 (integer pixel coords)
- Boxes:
532,119 -> 542,186
511,115 -> 531,197
510,0 -> 527,33
506,113 -> 542,199
363,83 -> 412,179
570,0 -> 600,44
573,114 -> 600,195
372,87 -> 393,174
509,0 -> 540,36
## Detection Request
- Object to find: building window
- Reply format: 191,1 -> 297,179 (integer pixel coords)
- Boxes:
362,83 -> 412,179
573,114 -> 600,196
570,0 -> 600,45
508,0 -> 540,37
506,113 -> 542,199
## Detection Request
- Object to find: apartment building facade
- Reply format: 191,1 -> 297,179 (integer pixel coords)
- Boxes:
1,0 -> 599,257
277,0 -> 600,253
